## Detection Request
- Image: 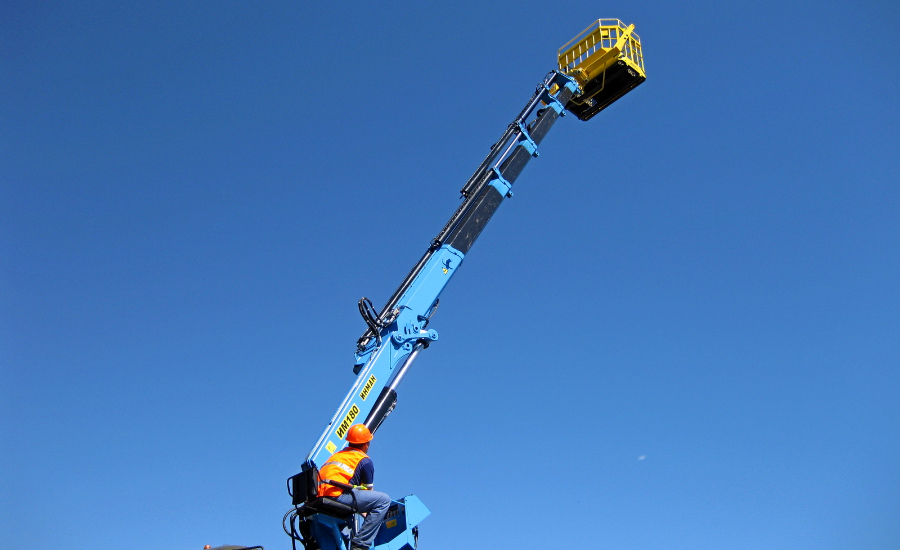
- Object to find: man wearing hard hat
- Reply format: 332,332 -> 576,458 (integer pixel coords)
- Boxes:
317,424 -> 391,550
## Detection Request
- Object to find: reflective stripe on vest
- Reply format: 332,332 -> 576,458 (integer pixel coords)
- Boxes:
317,448 -> 368,497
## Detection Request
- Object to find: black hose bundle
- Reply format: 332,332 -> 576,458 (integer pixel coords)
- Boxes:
283,507 -> 317,550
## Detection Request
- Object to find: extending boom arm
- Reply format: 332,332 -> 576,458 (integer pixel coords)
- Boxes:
286,18 -> 646,550
301,18 -> 646,473
303,71 -> 579,470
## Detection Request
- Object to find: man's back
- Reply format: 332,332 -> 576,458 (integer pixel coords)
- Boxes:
318,447 -> 374,497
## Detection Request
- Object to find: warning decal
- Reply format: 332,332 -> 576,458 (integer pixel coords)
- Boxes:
360,375 -> 377,400
335,403 -> 361,440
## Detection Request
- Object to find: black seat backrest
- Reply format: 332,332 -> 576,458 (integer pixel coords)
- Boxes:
289,465 -> 358,520
288,466 -> 319,506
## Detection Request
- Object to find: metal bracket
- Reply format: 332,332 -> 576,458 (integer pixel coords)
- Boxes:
392,322 -> 439,345
516,121 -> 539,157
488,167 -> 514,198
539,71 -> 580,114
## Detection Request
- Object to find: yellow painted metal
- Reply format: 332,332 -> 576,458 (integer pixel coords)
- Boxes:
558,19 -> 645,86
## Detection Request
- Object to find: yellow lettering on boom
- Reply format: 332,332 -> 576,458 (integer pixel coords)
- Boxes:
335,403 -> 361,440
360,375 -> 377,400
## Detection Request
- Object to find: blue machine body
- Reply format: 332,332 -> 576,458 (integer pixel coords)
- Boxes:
290,71 -> 580,550
305,242 -> 463,469
308,496 -> 429,550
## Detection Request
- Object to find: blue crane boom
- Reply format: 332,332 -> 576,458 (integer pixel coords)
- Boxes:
285,19 -> 646,550
309,70 -> 579,469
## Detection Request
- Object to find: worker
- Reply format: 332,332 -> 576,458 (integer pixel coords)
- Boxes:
317,424 -> 391,550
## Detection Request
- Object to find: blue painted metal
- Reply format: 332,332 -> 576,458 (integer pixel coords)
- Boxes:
373,496 -> 430,550
488,167 -> 513,198
516,121 -> 539,157
539,75 -> 575,114
305,243 -> 465,470
309,513 -> 351,550
306,496 -> 429,550
298,70 -> 579,550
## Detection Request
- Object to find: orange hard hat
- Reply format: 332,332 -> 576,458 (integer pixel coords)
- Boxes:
346,424 -> 373,444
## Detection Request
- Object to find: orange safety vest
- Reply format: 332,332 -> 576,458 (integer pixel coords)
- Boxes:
317,448 -> 369,497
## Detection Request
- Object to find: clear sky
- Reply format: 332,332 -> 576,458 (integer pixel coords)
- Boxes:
2,1 -> 898,549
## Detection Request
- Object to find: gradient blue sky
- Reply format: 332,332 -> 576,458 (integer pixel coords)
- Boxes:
2,1 -> 898,549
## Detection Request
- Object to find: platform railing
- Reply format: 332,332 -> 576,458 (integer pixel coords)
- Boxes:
558,19 -> 644,75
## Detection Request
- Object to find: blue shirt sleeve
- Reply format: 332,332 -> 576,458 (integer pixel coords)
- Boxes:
350,457 -> 375,487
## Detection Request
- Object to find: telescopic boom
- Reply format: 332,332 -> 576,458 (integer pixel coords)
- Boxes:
286,19 -> 646,550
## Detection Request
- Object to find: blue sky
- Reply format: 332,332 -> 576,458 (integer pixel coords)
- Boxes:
2,1 -> 898,549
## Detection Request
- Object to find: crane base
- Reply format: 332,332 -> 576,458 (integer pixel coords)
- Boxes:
303,495 -> 429,550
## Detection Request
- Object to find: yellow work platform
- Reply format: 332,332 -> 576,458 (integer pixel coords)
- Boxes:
558,19 -> 646,120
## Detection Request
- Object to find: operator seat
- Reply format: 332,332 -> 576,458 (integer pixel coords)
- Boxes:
289,468 -> 358,519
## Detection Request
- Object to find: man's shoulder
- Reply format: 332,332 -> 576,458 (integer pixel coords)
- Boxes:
355,456 -> 375,484
334,447 -> 368,458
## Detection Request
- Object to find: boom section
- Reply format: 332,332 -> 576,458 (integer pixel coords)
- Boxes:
304,71 -> 579,469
